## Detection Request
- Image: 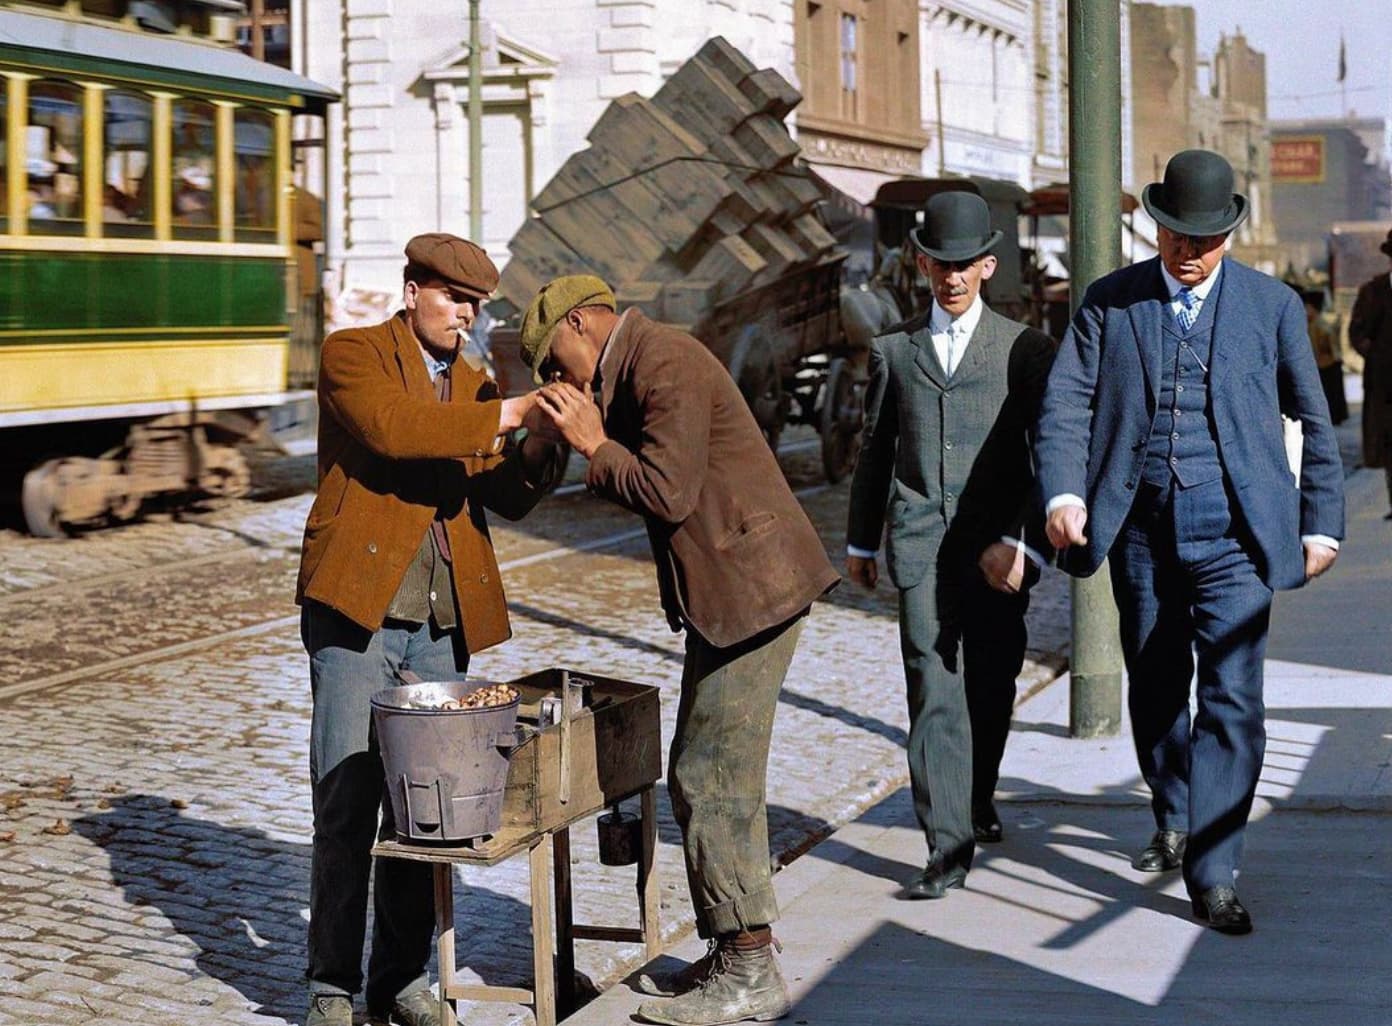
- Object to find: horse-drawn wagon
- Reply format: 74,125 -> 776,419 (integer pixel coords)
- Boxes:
488,37 -> 876,482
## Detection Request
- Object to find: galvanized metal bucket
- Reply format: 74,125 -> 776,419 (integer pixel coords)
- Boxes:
370,679 -> 520,844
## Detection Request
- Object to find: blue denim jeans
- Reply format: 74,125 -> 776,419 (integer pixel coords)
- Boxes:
301,600 -> 468,1009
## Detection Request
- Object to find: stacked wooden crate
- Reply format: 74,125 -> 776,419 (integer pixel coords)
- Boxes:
497,36 -> 839,329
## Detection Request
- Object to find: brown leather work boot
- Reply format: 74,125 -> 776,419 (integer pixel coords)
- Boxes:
635,932 -> 790,1025
637,939 -> 719,997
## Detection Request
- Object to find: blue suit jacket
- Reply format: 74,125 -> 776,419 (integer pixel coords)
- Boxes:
1035,257 -> 1344,591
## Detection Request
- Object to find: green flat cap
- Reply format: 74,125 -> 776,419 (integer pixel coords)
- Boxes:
519,274 -> 616,383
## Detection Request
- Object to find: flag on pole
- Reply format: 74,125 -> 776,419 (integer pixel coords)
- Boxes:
1338,34 -> 1347,83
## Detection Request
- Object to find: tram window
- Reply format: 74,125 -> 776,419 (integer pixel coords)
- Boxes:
102,90 -> 154,239
171,98 -> 217,239
27,80 -> 84,236
234,108 -> 276,242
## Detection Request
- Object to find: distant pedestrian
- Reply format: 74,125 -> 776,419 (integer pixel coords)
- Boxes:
295,233 -> 563,1026
1036,150 -> 1344,935
520,274 -> 838,1026
1295,284 -> 1347,425
1348,231 -> 1392,516
844,191 -> 1056,899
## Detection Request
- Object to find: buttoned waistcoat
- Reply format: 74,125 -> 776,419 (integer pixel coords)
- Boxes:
1036,257 -> 1345,591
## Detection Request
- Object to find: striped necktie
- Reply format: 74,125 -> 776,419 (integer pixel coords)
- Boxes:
1175,287 -> 1198,331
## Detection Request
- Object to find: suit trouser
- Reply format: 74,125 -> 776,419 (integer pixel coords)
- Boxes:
669,613 -> 805,938
301,600 -> 466,1007
899,569 -> 1029,871
1108,478 -> 1273,893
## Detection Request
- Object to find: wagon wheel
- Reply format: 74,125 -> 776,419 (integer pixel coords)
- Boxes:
820,357 -> 865,484
20,459 -> 68,538
728,325 -> 784,452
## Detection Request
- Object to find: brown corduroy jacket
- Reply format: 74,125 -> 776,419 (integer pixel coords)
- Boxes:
587,311 -> 839,648
296,312 -> 550,652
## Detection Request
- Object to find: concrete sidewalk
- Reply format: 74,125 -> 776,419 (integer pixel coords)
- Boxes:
564,462 -> 1392,1025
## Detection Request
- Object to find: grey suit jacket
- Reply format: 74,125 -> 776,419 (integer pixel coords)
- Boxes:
846,304 -> 1056,590
1036,257 -> 1345,591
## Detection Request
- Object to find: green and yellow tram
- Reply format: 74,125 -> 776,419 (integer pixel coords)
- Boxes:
0,0 -> 335,535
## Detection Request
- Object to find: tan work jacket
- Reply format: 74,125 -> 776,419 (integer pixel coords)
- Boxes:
297,313 -> 548,652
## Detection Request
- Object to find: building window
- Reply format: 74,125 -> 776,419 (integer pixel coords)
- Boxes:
234,108 -> 276,241
103,90 -> 154,238
840,12 -> 858,119
172,98 -> 217,238
236,0 -> 292,69
27,80 -> 84,234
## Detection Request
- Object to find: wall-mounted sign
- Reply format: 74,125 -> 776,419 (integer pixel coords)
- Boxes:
1272,136 -> 1325,184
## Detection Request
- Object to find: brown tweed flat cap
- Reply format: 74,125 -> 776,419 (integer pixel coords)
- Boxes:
404,232 -> 498,298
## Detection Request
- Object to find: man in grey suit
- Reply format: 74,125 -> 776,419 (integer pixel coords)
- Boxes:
847,191 -> 1055,899
1037,150 -> 1344,933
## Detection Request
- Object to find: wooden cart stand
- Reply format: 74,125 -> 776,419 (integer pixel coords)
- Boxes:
372,667 -> 665,1026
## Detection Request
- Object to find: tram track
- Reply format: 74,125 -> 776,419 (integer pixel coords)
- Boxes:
0,435 -> 826,604
0,477 -> 831,703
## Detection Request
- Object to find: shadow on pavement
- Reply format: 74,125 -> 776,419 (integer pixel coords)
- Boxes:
71,794 -> 311,1022
71,794 -> 545,1023
778,788 -> 1391,1024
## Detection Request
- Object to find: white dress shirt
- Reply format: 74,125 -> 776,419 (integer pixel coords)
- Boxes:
929,295 -> 983,377
1046,260 -> 1338,552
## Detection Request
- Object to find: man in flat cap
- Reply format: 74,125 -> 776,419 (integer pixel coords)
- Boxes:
296,233 -> 562,1026
845,190 -> 1056,900
521,274 -> 838,1026
1036,149 -> 1344,934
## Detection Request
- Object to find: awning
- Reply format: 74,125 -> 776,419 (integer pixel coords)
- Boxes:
804,162 -> 904,207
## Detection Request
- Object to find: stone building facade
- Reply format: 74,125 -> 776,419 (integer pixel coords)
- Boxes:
300,0 -> 796,301
283,0 -> 1146,306
792,0 -> 927,202
918,0 -> 1033,186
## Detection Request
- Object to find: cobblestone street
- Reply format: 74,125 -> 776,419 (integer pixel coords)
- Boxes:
0,430 -> 1070,1025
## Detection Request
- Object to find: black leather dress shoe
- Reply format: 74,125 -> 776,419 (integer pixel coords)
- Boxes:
902,861 -> 967,900
973,804 -> 1003,844
1191,885 -> 1253,935
1132,829 -> 1187,872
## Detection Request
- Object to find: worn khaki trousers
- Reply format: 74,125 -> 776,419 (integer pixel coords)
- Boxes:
669,612 -> 805,938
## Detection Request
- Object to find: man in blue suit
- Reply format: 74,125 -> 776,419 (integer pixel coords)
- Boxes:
1036,150 -> 1344,934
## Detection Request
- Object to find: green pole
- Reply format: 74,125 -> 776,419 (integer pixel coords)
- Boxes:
468,0 -> 484,242
1066,0 -> 1124,738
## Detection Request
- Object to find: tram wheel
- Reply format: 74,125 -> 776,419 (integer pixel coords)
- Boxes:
20,460 -> 69,538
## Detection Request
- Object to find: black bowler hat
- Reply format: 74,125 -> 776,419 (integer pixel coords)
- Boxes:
1378,228 -> 1392,257
1142,149 -> 1248,237
909,191 -> 1002,263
